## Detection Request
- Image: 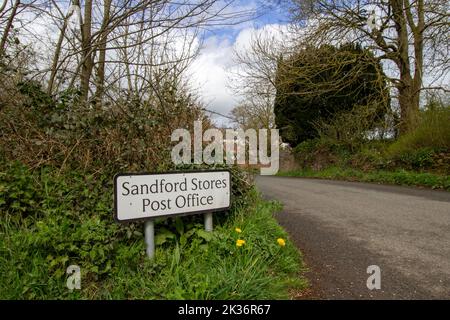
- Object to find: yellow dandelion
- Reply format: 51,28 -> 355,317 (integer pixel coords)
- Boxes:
236,239 -> 246,247
277,238 -> 286,247
235,227 -> 242,233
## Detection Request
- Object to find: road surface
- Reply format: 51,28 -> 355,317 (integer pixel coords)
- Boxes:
255,176 -> 450,299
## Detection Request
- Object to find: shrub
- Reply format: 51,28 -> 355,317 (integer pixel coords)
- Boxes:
274,43 -> 390,146
0,160 -> 305,299
0,79 -> 208,176
293,138 -> 321,155
350,146 -> 386,171
313,102 -> 394,152
395,147 -> 435,169
387,106 -> 450,173
388,106 -> 450,156
0,161 -> 39,218
293,138 -> 350,170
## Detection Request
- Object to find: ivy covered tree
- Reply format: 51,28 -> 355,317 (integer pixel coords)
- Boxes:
274,43 -> 390,146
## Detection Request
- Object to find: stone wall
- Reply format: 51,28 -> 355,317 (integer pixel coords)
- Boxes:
279,148 -> 301,172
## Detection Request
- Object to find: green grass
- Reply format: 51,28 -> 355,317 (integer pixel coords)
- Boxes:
97,193 -> 307,300
0,162 -> 307,299
387,106 -> 450,157
278,167 -> 450,191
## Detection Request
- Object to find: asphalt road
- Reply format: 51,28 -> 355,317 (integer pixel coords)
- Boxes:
255,176 -> 450,299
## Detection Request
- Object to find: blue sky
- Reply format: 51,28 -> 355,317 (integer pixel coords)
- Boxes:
203,1 -> 289,40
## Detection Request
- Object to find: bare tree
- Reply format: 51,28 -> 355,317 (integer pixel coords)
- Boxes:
2,0 -> 258,117
229,28 -> 284,130
287,0 -> 450,134
79,0 -> 92,101
0,0 -> 21,54
93,0 -> 111,104
47,0 -> 79,94
230,85 -> 275,130
38,0 -> 255,104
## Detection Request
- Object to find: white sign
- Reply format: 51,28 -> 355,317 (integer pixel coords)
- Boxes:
114,170 -> 231,222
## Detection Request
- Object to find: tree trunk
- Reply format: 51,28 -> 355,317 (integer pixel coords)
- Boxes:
391,0 -> 422,134
48,10 -> 71,95
94,0 -> 112,106
397,81 -> 420,134
0,0 -> 20,55
80,0 -> 93,102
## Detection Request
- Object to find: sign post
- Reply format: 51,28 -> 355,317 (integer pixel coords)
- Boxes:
144,220 -> 155,259
204,212 -> 213,232
114,170 -> 231,259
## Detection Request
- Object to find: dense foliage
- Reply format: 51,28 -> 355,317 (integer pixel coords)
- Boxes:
0,161 -> 305,299
0,52 -> 306,299
274,43 -> 390,146
283,103 -> 450,189
0,76 -> 208,175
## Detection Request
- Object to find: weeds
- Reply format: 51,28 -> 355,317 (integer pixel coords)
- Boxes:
0,161 -> 307,299
278,167 -> 450,191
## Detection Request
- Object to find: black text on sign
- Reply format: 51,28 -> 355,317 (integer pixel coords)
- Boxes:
114,171 -> 231,222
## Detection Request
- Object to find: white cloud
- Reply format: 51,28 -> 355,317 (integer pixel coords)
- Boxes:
189,17 -> 450,127
188,23 -> 288,126
188,36 -> 237,124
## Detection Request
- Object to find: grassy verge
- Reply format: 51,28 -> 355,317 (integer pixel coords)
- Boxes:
0,162 -> 307,299
277,167 -> 450,191
98,192 -> 308,300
